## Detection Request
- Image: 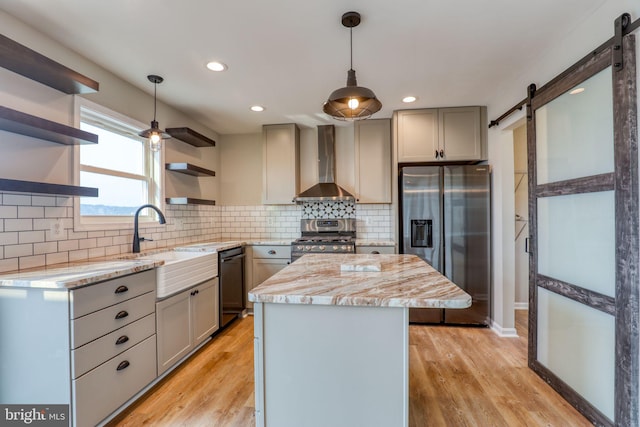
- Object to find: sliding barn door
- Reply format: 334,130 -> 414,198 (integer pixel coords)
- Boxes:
527,33 -> 637,426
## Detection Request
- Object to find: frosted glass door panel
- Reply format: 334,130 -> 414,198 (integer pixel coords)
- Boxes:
537,288 -> 615,421
536,68 -> 613,185
537,190 -> 615,296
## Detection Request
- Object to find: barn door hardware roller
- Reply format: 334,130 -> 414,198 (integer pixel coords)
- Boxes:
614,13 -> 631,71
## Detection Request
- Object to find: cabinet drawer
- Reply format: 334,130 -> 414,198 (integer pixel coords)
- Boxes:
70,269 -> 156,319
72,292 -> 155,349
72,313 -> 156,379
73,335 -> 157,427
253,245 -> 291,259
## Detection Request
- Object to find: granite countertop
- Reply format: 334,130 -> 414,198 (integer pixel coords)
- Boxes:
248,254 -> 471,308
0,259 -> 160,289
0,238 -> 286,290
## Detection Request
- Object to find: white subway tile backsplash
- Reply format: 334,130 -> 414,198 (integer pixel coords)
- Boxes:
5,219 -> 32,232
0,206 -> 18,218
0,195 -> 394,273
19,231 -> 45,244
18,206 -> 44,218
32,196 -> 57,207
3,194 -> 31,206
46,251 -> 69,265
44,206 -> 68,218
0,232 -> 18,246
5,244 -> 33,258
0,258 -> 19,273
19,255 -> 46,270
34,241 -> 58,255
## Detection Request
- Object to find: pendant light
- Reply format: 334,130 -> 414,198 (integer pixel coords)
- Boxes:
138,74 -> 171,152
323,11 -> 382,121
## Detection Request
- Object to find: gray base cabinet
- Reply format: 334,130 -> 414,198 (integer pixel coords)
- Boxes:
0,269 -> 157,427
245,245 -> 291,310
156,278 -> 219,375
356,245 -> 396,255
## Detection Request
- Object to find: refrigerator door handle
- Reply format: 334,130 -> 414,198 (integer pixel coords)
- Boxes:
525,237 -> 531,254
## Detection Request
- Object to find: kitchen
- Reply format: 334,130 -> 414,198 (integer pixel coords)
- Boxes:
0,1 -> 639,426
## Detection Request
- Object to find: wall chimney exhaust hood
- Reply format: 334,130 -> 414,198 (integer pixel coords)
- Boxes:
294,125 -> 355,202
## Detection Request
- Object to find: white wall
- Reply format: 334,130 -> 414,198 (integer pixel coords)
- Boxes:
486,0 -> 640,332
0,10 -> 221,272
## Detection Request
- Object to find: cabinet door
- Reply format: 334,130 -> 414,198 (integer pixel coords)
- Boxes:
355,119 -> 391,203
192,278 -> 220,346
438,107 -> 484,161
263,124 -> 299,204
156,291 -> 192,375
252,258 -> 290,287
396,109 -> 438,162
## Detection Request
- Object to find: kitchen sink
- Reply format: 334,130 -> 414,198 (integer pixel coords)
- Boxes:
139,250 -> 218,298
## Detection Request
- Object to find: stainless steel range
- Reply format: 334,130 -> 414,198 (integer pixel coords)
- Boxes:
291,218 -> 356,262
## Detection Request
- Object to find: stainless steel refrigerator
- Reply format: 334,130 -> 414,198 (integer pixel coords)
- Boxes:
399,165 -> 490,325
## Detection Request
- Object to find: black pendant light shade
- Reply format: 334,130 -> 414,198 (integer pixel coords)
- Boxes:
138,74 -> 170,151
323,12 -> 382,121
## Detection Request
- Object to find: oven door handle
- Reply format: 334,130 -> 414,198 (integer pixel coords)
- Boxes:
221,253 -> 245,263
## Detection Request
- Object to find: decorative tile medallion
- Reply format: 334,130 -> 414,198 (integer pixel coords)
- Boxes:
302,201 -> 355,219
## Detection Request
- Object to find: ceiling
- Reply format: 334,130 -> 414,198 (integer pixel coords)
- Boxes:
0,0 -> 608,135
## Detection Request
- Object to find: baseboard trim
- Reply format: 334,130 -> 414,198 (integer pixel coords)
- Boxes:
490,320 -> 519,338
514,302 -> 529,310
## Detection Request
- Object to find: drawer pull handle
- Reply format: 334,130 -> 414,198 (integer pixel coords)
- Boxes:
371,251 -> 380,254
115,335 -> 129,345
116,360 -> 130,371
115,310 -> 129,320
268,250 -> 276,255
115,285 -> 129,294
191,290 -> 199,296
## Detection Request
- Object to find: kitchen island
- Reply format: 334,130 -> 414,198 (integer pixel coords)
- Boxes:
248,254 -> 471,427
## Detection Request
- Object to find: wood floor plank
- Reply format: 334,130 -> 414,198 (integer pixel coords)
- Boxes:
108,310 -> 590,427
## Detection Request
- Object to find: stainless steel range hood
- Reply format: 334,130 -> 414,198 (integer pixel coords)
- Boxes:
294,125 -> 355,202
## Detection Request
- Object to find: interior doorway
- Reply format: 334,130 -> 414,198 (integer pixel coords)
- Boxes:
512,125 -> 529,310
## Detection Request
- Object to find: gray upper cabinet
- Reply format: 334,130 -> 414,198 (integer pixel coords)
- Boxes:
355,119 -> 392,204
396,106 -> 487,163
262,123 -> 300,204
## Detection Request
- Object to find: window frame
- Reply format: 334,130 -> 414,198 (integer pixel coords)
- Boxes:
73,97 -> 164,231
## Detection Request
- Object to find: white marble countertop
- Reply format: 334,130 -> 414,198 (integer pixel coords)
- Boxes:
249,254 -> 471,308
0,259 -> 160,289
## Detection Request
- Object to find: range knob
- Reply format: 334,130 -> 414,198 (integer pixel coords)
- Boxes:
297,245 -> 304,251
305,245 -> 311,251
319,246 -> 326,251
341,245 -> 347,251
333,245 -> 338,251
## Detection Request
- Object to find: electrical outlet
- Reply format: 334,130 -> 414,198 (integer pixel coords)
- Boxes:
267,217 -> 275,226
365,217 -> 371,226
50,219 -> 63,238
174,218 -> 184,228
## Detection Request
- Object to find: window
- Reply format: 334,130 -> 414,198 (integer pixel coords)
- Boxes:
75,99 -> 162,229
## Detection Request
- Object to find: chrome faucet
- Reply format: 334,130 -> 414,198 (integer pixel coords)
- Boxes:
132,204 -> 167,253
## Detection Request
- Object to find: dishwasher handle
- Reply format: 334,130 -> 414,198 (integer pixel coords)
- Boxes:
221,253 -> 245,263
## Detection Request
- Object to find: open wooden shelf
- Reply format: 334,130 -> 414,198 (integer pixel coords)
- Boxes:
165,163 -> 216,177
0,178 -> 98,197
166,127 -> 216,147
0,34 -> 99,94
165,197 -> 216,206
0,105 -> 98,145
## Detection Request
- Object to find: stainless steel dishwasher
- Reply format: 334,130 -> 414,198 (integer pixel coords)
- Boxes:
218,246 -> 245,328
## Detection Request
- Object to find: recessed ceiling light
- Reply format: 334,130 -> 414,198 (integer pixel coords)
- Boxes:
250,105 -> 265,112
402,96 -> 417,103
569,87 -> 585,95
206,61 -> 227,72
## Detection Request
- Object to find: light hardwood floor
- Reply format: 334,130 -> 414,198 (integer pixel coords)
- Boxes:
109,311 -> 591,426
